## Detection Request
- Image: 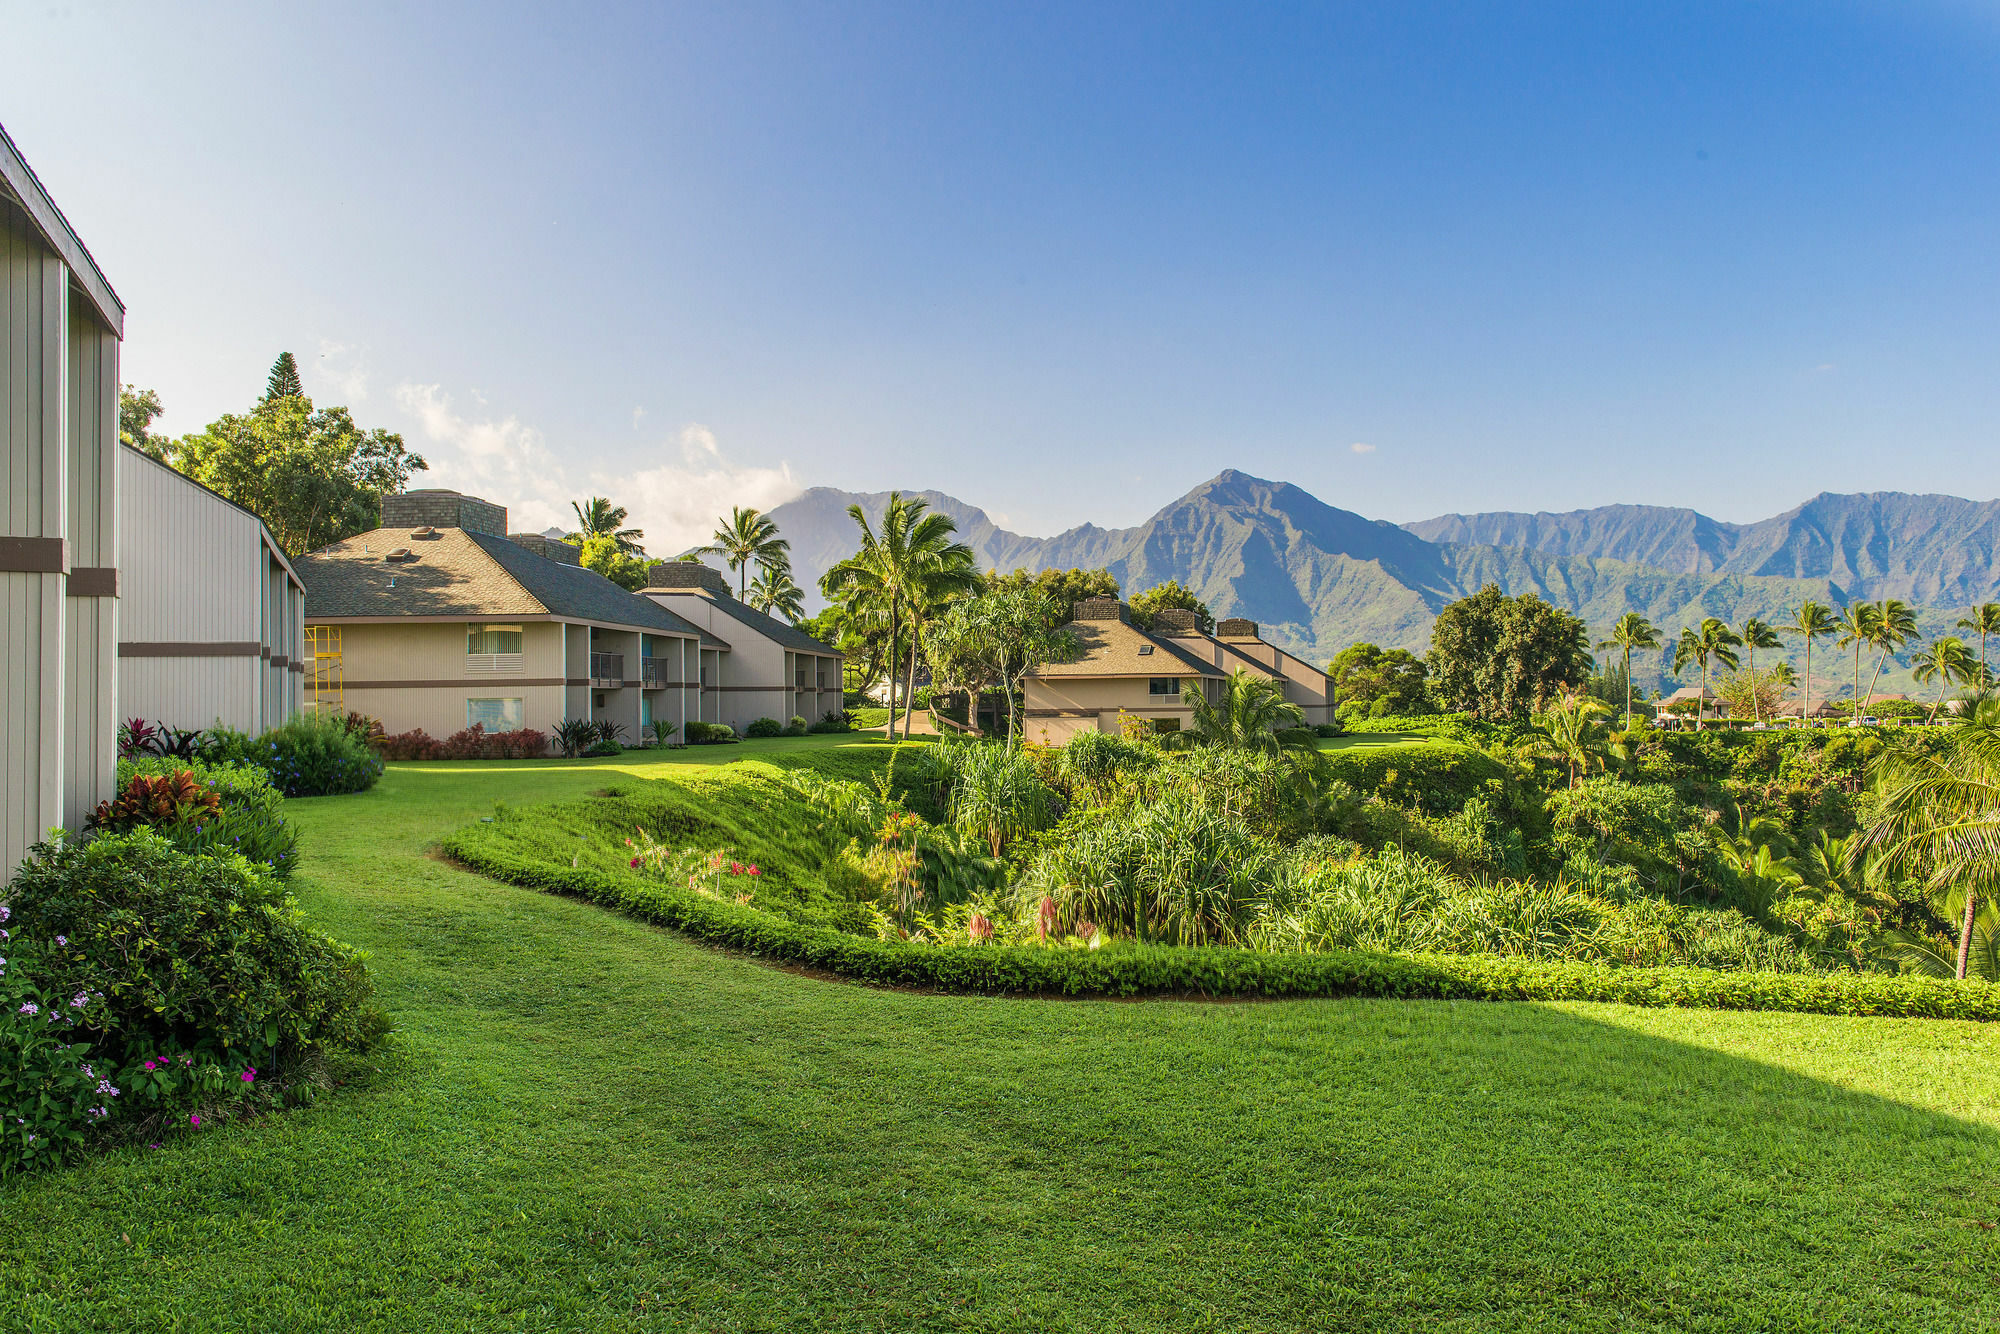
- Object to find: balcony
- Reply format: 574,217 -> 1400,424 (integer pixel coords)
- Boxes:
641,658 -> 666,688
589,652 -> 625,687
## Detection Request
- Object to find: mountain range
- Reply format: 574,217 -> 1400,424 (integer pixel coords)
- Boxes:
759,472 -> 2000,695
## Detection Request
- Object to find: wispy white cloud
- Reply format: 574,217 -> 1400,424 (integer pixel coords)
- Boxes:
1350,441 -> 1377,455
631,406 -> 646,431
393,385 -> 801,556
315,339 -> 371,403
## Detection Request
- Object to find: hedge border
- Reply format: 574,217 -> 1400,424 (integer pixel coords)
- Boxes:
441,825 -> 2000,1022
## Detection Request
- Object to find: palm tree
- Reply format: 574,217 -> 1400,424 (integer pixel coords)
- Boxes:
1863,699 -> 2000,978
1781,600 -> 1838,726
704,507 -> 790,598
746,561 -> 806,623
1858,599 -> 1919,725
1671,618 -> 1742,730
819,494 -> 976,741
1739,617 -> 1783,725
1957,603 -> 2000,686
1181,669 -> 1306,754
1595,613 -> 1662,727
1912,636 -> 1978,723
1835,602 -> 1883,725
568,497 -> 645,556
896,546 -> 982,740
1539,689 -> 1615,788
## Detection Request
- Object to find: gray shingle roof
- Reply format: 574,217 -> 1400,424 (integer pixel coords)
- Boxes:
643,588 -> 840,655
298,526 -> 727,646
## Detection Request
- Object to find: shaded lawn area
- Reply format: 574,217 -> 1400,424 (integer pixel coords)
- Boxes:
1319,731 -> 1431,750
5,738 -> 2000,1332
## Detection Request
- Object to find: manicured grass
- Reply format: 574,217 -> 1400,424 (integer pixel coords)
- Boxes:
1319,730 -> 1430,749
5,737 -> 2000,1331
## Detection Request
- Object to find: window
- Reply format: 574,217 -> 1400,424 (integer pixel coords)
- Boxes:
1151,717 -> 1182,734
467,624 -> 523,655
467,624 -> 524,675
1148,678 -> 1178,696
1138,645 -> 1155,656
467,697 -> 523,731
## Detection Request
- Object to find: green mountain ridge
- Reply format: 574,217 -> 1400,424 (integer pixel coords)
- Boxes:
763,472 -> 1994,698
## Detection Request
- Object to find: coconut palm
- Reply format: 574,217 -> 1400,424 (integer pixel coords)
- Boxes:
1912,635 -> 1978,723
1671,618 -> 1742,730
704,507 -> 790,598
568,497 -> 645,556
1835,602 -> 1883,724
1739,617 -> 1784,725
1595,613 -> 1662,727
896,546 -> 983,740
1862,698 -> 2000,978
746,560 -> 806,623
820,494 -> 976,741
1181,669 -> 1306,755
1957,603 -> 2000,686
1857,599 -> 1919,725
1539,689 -> 1616,788
1781,600 -> 1838,725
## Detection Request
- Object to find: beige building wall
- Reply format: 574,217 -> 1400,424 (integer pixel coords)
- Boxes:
643,590 -> 843,733
1022,674 -> 1216,747
329,619 -> 569,739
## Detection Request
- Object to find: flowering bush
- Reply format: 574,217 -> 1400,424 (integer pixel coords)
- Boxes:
5,830 -> 381,1072
0,919 -> 114,1176
251,712 -> 384,796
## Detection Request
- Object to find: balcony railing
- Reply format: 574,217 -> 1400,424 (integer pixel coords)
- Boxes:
589,652 -> 624,686
641,659 -> 666,688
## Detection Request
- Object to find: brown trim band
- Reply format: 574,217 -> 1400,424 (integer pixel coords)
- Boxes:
269,654 -> 290,668
346,678 -> 571,690
67,566 -> 118,597
260,646 -> 272,660
0,536 -> 66,574
1024,707 -> 1192,717
287,663 -> 304,674
120,641 -> 262,658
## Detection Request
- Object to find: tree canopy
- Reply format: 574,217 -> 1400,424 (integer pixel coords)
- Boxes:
1426,586 -> 1591,720
263,352 -> 305,402
167,391 -> 427,557
985,567 -> 1119,626
1128,579 -> 1213,632
578,535 -> 651,591
119,384 -> 165,459
1327,642 -> 1430,716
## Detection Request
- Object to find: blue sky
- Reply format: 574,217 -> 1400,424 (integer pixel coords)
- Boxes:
6,2 -> 1999,550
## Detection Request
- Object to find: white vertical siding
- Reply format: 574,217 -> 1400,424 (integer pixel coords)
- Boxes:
61,302 -> 118,826
1,207 -> 71,875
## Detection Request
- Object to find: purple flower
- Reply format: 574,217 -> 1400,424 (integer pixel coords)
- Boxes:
55,936 -> 66,946
241,1068 -> 256,1084
16,1002 -> 37,1016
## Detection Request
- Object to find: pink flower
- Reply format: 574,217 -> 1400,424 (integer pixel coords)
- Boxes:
748,864 -> 760,876
731,861 -> 743,875
144,1060 -> 157,1071
241,1068 -> 256,1083
629,857 -> 642,868
189,1114 -> 201,1127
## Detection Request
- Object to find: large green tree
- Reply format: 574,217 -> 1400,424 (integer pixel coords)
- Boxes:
264,351 -> 304,402
1327,642 -> 1430,716
820,493 -> 977,740
1911,636 -> 1978,723
926,587 -> 1081,749
119,384 -> 165,459
705,507 -> 789,599
1425,586 -> 1591,720
568,497 -> 646,556
1738,617 -> 1784,725
1958,603 -> 2000,687
1782,600 -> 1839,721
984,567 -> 1119,628
1859,599 -> 1920,724
1127,579 -> 1214,632
747,561 -> 806,623
1181,669 -> 1307,755
1671,618 -> 1742,730
1594,612 -> 1663,727
169,391 -> 426,556
1835,602 -> 1883,722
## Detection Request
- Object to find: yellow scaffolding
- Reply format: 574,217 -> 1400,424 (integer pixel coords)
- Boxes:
306,625 -> 345,714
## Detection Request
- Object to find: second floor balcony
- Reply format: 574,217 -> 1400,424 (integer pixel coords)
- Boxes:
589,652 -> 625,687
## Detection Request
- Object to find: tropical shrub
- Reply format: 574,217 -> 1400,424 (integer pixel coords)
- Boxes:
583,740 -> 624,757
240,713 -> 383,796
1317,741 -> 1508,814
118,719 -> 204,760
7,831 -> 378,1067
106,758 -> 299,879
446,825 -> 2000,1019
553,718 -> 598,759
783,715 -> 809,737
946,744 -> 1060,857
746,717 -> 784,738
685,721 -> 737,744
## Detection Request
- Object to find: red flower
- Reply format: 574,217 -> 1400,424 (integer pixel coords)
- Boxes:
629,857 -> 642,868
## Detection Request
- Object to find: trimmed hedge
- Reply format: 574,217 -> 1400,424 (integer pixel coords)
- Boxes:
442,823 -> 2000,1021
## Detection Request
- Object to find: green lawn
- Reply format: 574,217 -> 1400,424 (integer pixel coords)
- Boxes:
5,736 -> 2000,1332
1319,730 -> 1430,750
